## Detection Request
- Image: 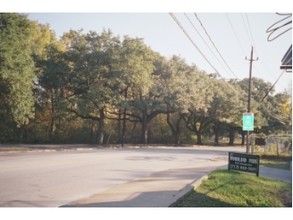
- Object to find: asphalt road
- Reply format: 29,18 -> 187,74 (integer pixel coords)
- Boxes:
0,146 -> 245,207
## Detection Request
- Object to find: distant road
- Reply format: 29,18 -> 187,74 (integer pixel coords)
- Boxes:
0,146 -> 245,207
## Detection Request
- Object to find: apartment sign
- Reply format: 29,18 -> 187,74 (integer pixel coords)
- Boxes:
228,152 -> 260,176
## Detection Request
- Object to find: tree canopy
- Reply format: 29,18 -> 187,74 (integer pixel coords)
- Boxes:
0,13 -> 291,145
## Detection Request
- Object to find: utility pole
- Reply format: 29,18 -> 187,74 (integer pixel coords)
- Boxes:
245,46 -> 258,154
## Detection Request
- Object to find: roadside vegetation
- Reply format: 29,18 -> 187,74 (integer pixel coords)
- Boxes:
172,153 -> 292,207
171,169 -> 292,207
0,13 -> 291,146
260,155 -> 291,170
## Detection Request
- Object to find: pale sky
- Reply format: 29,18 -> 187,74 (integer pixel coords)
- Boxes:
3,1 -> 293,93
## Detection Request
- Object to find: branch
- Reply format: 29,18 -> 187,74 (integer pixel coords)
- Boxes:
167,113 -> 176,134
105,109 -> 141,122
67,107 -> 100,121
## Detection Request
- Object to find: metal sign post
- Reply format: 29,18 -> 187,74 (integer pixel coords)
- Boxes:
242,113 -> 254,154
245,47 -> 258,154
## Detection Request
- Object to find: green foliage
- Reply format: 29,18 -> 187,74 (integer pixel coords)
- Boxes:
172,170 -> 292,207
0,13 -> 291,144
0,13 -> 36,129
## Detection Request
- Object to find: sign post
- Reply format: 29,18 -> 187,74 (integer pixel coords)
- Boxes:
242,113 -> 254,154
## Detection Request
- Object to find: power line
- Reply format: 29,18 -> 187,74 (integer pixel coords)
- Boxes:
225,13 -> 246,57
194,13 -> 238,79
244,14 -> 278,79
260,70 -> 285,102
244,14 -> 255,46
253,48 -> 275,79
241,13 -> 254,47
183,13 -> 229,77
244,13 -> 274,81
169,13 -> 221,76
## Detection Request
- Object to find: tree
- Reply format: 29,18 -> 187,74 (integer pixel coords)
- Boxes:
239,77 -> 274,134
117,37 -> 160,144
261,91 -> 292,134
30,21 -> 57,60
276,91 -> 292,131
209,79 -> 246,145
36,42 -> 70,140
0,13 -> 36,142
161,56 -> 207,145
175,65 -> 214,145
62,30 -> 123,144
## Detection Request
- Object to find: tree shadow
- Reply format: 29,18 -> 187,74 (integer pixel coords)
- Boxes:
61,187 -> 233,208
61,165 -> 229,208
170,191 -> 234,207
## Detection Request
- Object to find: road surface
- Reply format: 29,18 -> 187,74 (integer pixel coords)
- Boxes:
0,145 -> 245,207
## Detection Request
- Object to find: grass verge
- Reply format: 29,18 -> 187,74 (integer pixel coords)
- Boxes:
171,170 -> 292,207
260,155 -> 291,170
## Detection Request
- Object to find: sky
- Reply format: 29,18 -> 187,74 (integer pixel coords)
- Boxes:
26,12 -> 292,93
2,1 -> 292,94
2,1 -> 293,94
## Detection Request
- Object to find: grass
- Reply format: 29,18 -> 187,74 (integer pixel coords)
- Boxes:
171,170 -> 292,207
261,159 -> 291,170
259,155 -> 292,170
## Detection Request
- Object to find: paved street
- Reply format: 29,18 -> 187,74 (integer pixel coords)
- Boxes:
0,146 -> 245,207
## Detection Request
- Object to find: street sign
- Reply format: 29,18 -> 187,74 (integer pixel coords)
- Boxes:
242,113 -> 254,131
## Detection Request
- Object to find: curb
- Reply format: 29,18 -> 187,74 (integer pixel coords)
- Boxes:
169,175 -> 209,207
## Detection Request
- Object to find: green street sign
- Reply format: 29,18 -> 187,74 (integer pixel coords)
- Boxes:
242,113 -> 254,131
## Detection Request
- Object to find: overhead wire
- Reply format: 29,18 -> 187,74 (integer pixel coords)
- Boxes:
227,13 -> 282,107
241,14 -> 277,97
169,13 -> 239,95
245,14 -> 281,86
241,13 -> 254,47
194,13 -> 238,79
260,70 -> 286,102
253,48 -> 275,79
225,13 -> 246,57
169,13 -> 221,76
183,13 -> 229,78
244,13 -> 256,46
170,13 -> 287,98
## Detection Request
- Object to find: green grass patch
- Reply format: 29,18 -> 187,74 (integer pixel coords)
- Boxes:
260,159 -> 291,170
260,155 -> 292,170
171,170 -> 292,207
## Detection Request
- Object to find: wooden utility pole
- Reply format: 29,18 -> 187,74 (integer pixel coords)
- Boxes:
245,46 -> 258,154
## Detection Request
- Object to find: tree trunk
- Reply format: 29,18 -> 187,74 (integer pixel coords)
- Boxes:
241,131 -> 245,145
213,124 -> 219,145
117,109 -> 122,144
49,91 -> 56,140
130,122 -> 137,143
141,113 -> 149,144
228,129 -> 235,145
121,88 -> 128,147
97,108 -> 105,145
122,108 -> 127,146
90,120 -> 95,144
196,131 -> 202,145
174,132 -> 180,145
167,113 -> 183,145
18,126 -> 24,144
